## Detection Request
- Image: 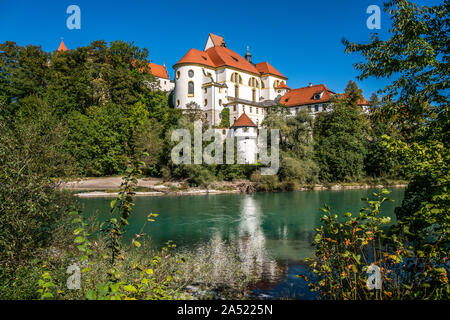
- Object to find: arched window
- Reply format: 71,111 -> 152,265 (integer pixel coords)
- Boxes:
248,77 -> 259,88
231,72 -> 242,98
231,72 -> 242,84
176,71 -> 180,79
273,80 -> 281,88
219,99 -> 222,106
261,80 -> 265,89
188,81 -> 194,97
204,99 -> 208,106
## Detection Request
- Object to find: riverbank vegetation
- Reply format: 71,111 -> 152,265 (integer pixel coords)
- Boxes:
302,0 -> 449,299
1,38 -> 415,189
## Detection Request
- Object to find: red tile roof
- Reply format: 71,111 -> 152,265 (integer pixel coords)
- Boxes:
280,84 -> 369,107
175,48 -> 216,68
232,113 -> 257,128
280,84 -> 335,107
209,33 -> 225,47
255,62 -> 287,79
148,62 -> 169,79
174,34 -> 286,79
206,46 -> 260,75
57,40 -> 68,52
276,81 -> 290,90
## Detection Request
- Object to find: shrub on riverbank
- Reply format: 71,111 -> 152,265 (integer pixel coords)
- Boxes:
301,189 -> 449,300
14,158 -> 259,301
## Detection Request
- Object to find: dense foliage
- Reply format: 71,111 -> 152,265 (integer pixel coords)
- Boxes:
313,81 -> 369,182
304,0 -> 449,300
0,40 -> 181,176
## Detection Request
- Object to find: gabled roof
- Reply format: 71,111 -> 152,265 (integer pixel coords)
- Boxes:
174,33 -> 286,79
148,62 -> 169,79
280,84 -> 336,107
231,113 -> 257,128
175,46 -> 261,75
206,46 -> 260,75
57,40 -> 68,52
255,62 -> 287,79
276,81 -> 290,90
209,33 -> 225,47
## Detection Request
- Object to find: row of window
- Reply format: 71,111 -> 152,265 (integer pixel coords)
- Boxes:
232,105 -> 265,115
176,69 -> 282,91
291,104 -> 327,112
176,97 -> 223,107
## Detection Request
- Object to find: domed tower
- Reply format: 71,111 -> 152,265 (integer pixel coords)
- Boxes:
231,113 -> 258,164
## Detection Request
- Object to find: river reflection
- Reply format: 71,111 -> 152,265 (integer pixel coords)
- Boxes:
234,196 -> 278,281
79,188 -> 404,299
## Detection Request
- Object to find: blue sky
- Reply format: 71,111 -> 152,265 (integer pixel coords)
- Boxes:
0,0 -> 440,98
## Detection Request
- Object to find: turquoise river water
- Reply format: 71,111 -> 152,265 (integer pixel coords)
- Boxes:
78,188 -> 405,299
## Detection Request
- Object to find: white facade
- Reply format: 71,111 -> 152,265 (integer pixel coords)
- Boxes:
233,126 -> 258,165
173,34 -> 287,128
158,77 -> 174,92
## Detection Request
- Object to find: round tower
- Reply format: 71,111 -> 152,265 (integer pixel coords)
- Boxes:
231,113 -> 258,164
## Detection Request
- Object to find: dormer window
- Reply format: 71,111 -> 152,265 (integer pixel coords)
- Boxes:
314,91 -> 324,100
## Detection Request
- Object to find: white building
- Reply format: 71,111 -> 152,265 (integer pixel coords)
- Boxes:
231,113 -> 258,164
172,33 -> 288,128
279,83 -> 370,117
148,62 -> 174,92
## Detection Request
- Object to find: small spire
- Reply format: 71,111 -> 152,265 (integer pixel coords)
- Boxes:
57,38 -> 68,52
245,45 -> 252,63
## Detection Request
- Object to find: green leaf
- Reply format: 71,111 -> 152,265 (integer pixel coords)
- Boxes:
145,269 -> 154,275
123,284 -> 137,293
74,236 -> 85,244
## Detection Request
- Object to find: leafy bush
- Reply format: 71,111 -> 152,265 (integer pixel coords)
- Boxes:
302,189 -> 449,300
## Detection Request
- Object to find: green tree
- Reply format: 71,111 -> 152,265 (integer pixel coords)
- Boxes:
314,81 -> 368,182
0,101 -> 74,269
263,106 -> 318,184
218,107 -> 230,128
343,0 -> 449,299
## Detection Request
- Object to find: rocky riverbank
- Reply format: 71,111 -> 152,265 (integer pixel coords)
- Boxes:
60,177 -> 408,198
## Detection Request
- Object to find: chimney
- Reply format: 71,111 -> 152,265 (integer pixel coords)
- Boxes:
308,82 -> 312,87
